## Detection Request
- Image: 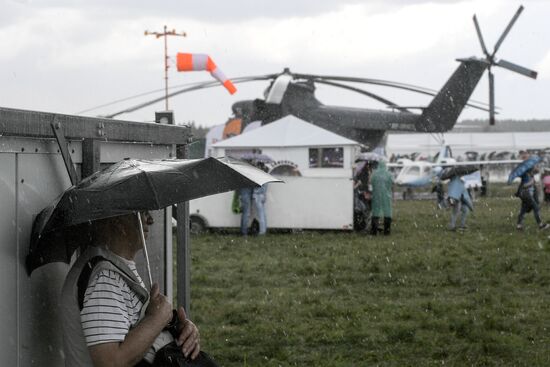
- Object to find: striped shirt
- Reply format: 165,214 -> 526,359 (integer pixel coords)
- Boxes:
80,255 -> 156,362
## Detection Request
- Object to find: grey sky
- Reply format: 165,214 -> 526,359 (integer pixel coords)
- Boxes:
1,0 -> 549,127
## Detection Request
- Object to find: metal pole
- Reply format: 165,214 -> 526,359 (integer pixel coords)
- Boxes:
137,213 -> 153,289
144,26 -> 187,112
176,141 -> 191,315
164,25 -> 169,110
50,117 -> 79,186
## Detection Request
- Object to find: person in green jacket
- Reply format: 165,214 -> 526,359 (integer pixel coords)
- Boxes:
370,160 -> 394,235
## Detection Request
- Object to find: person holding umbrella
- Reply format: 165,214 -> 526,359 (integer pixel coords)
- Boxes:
370,161 -> 393,235
65,211 -> 217,366
511,152 -> 548,230
25,157 -> 281,366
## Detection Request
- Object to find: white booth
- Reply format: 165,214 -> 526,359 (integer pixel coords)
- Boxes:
190,115 -> 361,231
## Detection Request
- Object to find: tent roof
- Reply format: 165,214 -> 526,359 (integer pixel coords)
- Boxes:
213,115 -> 359,148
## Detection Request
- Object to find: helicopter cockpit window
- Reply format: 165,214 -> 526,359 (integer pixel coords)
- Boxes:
309,147 -> 344,168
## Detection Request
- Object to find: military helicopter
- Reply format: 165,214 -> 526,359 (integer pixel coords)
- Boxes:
105,6 -> 536,149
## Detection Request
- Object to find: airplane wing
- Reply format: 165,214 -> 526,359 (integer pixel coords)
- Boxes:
437,160 -> 521,167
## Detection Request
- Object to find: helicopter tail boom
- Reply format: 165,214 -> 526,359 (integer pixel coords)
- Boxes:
417,58 -> 488,132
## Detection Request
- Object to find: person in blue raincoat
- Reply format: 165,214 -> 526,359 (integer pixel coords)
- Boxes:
514,151 -> 549,230
370,161 -> 393,235
447,175 -> 473,231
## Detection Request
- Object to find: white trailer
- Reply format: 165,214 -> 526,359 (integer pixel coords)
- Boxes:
190,176 -> 354,232
191,115 -> 361,232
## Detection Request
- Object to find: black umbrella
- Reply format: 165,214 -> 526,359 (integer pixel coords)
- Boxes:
438,165 -> 480,181
238,152 -> 273,163
26,157 -> 282,275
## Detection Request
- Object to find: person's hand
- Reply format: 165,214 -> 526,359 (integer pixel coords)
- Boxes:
146,283 -> 172,326
176,306 -> 200,359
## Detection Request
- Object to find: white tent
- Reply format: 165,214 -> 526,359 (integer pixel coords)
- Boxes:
212,115 -> 360,178
203,123 -> 225,158
213,115 -> 358,148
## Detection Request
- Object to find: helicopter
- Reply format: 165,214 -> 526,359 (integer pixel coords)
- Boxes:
105,6 -> 537,149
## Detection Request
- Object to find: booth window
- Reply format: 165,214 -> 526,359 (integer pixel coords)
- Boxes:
309,147 -> 344,168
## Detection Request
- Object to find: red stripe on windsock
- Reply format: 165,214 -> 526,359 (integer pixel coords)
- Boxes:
206,57 -> 217,72
176,53 -> 194,71
223,80 -> 237,95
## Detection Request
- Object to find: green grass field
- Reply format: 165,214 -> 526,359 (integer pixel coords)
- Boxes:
184,195 -> 550,366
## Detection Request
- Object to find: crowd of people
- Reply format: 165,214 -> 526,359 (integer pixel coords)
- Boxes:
353,150 -> 550,235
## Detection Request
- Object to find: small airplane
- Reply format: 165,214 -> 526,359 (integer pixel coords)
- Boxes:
389,144 -> 521,198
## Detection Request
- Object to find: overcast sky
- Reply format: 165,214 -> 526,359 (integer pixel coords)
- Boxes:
1,0 -> 549,128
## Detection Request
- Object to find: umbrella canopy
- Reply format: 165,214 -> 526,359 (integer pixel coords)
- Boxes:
238,152 -> 273,163
26,157 -> 282,274
355,152 -> 385,162
507,156 -> 542,184
439,165 -> 480,181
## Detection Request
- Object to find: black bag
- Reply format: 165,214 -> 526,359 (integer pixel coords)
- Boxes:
152,342 -> 219,367
150,311 -> 219,367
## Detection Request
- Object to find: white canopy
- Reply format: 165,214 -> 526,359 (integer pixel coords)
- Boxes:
213,115 -> 358,148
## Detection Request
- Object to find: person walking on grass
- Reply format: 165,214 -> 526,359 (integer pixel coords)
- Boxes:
515,166 -> 549,231
447,175 -> 473,231
370,161 -> 393,235
513,151 -> 548,231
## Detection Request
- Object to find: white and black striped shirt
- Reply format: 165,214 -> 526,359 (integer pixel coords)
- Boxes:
80,255 -> 156,361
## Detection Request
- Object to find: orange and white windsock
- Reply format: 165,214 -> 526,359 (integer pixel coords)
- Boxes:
176,53 -> 237,95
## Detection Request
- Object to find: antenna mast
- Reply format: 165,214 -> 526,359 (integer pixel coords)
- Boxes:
145,25 -> 187,110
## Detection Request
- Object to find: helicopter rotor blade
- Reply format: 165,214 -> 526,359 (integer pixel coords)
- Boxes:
305,75 -> 491,112
294,72 -> 491,109
104,75 -> 277,118
313,79 -> 412,113
496,59 -> 538,79
472,14 -> 489,57
492,5 -> 524,58
295,73 -> 437,95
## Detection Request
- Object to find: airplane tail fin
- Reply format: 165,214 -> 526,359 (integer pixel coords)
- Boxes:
417,58 -> 488,132
434,145 -> 453,164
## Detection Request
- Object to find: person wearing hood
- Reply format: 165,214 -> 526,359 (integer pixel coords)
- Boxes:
370,161 -> 394,235
447,175 -> 473,231
512,151 -> 548,230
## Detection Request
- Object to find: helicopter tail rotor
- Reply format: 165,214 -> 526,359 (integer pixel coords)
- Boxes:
472,5 -> 537,125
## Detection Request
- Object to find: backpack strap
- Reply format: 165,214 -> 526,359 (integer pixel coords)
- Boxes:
76,254 -> 149,311
77,256 -> 105,310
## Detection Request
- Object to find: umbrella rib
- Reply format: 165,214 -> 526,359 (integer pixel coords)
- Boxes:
142,171 -> 161,209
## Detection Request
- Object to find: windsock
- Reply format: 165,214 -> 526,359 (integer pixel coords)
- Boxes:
176,53 -> 237,95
